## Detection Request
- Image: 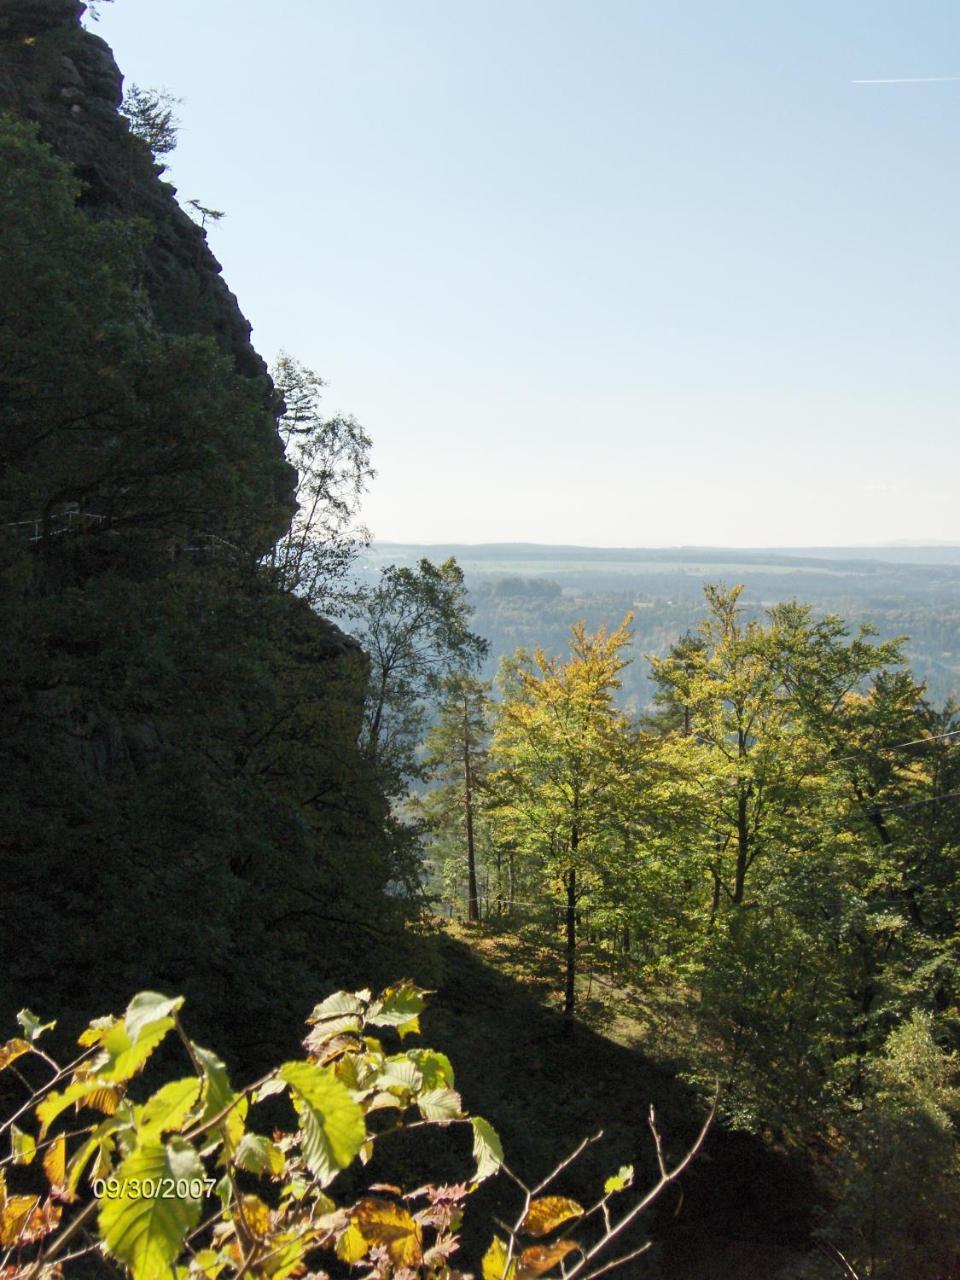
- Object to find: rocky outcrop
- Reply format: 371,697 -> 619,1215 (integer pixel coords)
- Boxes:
0,0 -> 295,524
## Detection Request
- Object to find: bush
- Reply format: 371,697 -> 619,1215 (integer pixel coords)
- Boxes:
0,984 -> 711,1279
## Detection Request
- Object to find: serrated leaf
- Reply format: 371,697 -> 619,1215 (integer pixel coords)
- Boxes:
138,1078 -> 201,1138
482,1236 -> 516,1280
306,1032 -> 363,1064
366,981 -> 428,1040
194,1045 -> 233,1117
234,1133 -> 284,1177
99,1139 -> 204,1280
603,1164 -> 634,1195
352,1198 -> 423,1268
336,1221 -> 369,1264
11,1197 -> 60,1244
520,1196 -> 584,1237
78,1015 -> 115,1048
365,1091 -> 404,1114
471,1116 -> 503,1183
10,1125 -> 36,1166
517,1239 -> 581,1278
37,1079 -> 123,1136
17,1010 -> 55,1043
100,1017 -> 175,1083
279,1062 -> 365,1187
43,1133 -> 66,1190
0,1038 -> 31,1071
124,993 -> 184,1044
378,1056 -> 423,1094
304,991 -> 366,1053
193,1046 -> 246,1152
417,1087 -> 463,1122
66,1131 -> 103,1197
252,1077 -> 286,1103
333,1053 -> 379,1095
307,991 -> 367,1024
0,1194 -> 40,1246
405,1048 -> 455,1090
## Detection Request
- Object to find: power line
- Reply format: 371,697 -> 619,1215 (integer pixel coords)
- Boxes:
836,727 -> 960,764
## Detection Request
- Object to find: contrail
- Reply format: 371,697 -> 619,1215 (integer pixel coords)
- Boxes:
852,76 -> 960,84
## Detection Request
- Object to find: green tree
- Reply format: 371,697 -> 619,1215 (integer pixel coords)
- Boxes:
489,617 -> 640,1021
121,84 -> 181,159
267,352 -> 373,611
805,1013 -> 960,1280
417,673 -> 494,921
351,558 -> 488,791
643,585 -> 959,1130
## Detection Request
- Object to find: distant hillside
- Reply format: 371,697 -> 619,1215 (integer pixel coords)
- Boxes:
358,543 -> 960,708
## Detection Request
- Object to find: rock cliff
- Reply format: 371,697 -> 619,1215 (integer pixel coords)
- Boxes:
0,0 -> 295,525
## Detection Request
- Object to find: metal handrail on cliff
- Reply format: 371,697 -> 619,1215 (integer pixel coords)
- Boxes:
5,510 -> 107,543
4,512 -> 241,562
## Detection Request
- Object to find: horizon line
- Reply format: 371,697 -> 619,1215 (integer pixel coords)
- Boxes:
852,75 -> 960,84
368,539 -> 960,552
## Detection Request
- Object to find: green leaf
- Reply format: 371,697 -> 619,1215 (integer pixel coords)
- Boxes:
66,1132 -> 102,1198
405,1048 -> 455,1090
279,1061 -> 365,1187
100,1016 -> 176,1083
378,1055 -> 423,1094
366,981 -> 428,1039
603,1164 -> 634,1195
252,1077 -> 286,1104
17,1010 -> 55,1043
471,1116 -> 503,1183
10,1126 -> 36,1166
137,1079 -> 201,1138
98,1139 -> 204,1280
124,993 -> 184,1044
417,1087 -> 463,1122
37,1079 -> 123,1136
191,1045 -> 246,1152
233,1133 -> 284,1177
307,991 -> 367,1023
304,991 -> 367,1050
193,1045 -> 232,1120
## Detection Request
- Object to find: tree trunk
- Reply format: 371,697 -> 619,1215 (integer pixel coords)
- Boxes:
734,789 -> 749,904
564,865 -> 577,1023
463,694 -> 480,921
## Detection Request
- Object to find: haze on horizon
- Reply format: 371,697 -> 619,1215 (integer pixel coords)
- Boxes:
96,1 -> 960,549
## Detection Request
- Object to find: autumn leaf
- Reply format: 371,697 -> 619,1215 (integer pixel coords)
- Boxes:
517,1239 -> 581,1278
351,1197 -> 423,1268
520,1196 -> 583,1237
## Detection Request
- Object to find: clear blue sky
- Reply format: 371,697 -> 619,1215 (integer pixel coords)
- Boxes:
94,1 -> 960,547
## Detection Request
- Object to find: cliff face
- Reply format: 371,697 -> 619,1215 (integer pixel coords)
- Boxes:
0,2 -> 391,1062
0,0 -> 295,522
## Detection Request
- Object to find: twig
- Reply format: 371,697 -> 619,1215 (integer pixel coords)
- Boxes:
582,1240 -> 653,1279
564,1097 -> 716,1279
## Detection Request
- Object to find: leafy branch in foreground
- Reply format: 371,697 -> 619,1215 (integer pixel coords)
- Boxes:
0,984 -> 711,1279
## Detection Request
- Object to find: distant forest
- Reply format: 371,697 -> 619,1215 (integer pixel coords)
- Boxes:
361,542 -> 960,710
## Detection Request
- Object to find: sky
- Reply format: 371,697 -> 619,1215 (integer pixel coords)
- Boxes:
93,1 -> 960,548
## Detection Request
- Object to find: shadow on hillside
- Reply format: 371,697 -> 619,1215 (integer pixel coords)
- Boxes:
419,933 -> 814,1279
